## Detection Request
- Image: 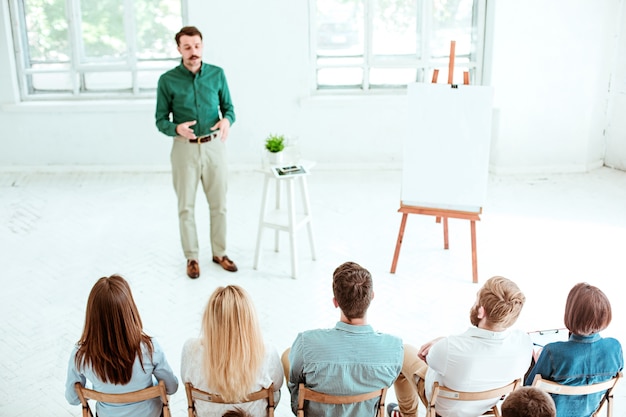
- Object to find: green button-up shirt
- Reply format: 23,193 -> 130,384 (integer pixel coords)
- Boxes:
155,62 -> 235,138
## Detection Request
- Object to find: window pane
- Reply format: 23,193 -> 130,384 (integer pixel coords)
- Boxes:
372,0 -> 418,56
30,63 -> 74,91
316,0 -> 363,57
84,71 -> 132,90
136,61 -> 177,90
431,0 -> 474,58
317,67 -> 363,87
80,0 -> 126,60
23,0 -> 70,63
134,0 -> 182,59
370,68 -> 417,86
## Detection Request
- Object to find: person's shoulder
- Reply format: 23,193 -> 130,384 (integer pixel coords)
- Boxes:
159,64 -> 184,81
181,337 -> 202,352
201,62 -> 227,77
374,331 -> 403,345
601,336 -> 623,350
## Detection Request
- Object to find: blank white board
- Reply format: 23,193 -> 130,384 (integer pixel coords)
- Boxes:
402,83 -> 494,213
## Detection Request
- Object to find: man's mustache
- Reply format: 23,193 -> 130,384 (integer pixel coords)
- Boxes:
190,55 -> 200,59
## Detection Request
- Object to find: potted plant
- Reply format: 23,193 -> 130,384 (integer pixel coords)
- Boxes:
265,133 -> 286,164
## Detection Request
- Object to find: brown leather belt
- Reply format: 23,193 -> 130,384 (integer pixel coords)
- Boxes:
189,132 -> 219,143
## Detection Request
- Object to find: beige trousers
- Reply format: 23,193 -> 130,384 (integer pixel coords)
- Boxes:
170,137 -> 228,260
393,344 -> 429,417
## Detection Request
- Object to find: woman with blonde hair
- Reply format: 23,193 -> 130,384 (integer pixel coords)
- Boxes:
64,274 -> 179,417
182,285 -> 283,416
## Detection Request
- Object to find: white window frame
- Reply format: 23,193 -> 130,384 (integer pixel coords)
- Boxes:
8,0 -> 187,100
310,0 -> 488,92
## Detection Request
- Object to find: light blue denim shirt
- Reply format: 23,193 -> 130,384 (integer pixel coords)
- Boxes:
65,338 -> 179,417
288,321 -> 403,417
525,333 -> 623,417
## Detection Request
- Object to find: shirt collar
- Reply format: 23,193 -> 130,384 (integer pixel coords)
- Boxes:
335,321 -> 374,334
465,326 -> 511,340
569,333 -> 601,343
178,60 -> 204,76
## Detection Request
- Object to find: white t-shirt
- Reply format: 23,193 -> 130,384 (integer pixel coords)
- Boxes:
425,326 -> 533,417
181,338 -> 283,417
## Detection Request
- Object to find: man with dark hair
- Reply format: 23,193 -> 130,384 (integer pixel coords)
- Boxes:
283,261 -> 403,416
501,387 -> 556,417
389,276 -> 533,417
155,25 -> 237,279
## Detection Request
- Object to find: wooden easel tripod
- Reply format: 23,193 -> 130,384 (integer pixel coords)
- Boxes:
390,41 -> 481,283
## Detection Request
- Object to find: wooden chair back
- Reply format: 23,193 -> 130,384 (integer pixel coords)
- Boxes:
296,383 -> 387,417
74,380 -> 171,417
185,382 -> 275,417
531,372 -> 622,417
428,379 -> 521,417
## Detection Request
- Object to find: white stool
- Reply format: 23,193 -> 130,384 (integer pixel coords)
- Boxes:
253,165 -> 316,278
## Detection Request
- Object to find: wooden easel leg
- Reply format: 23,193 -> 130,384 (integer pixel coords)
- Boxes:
390,213 -> 408,273
471,220 -> 478,283
443,217 -> 449,250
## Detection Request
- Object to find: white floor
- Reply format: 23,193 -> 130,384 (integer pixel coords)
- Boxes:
1,166 -> 625,417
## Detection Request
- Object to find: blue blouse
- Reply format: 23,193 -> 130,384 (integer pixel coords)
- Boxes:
65,338 -> 179,417
525,333 -> 623,417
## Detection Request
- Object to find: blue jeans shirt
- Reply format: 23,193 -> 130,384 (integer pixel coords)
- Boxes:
525,333 -> 623,417
287,322 -> 403,417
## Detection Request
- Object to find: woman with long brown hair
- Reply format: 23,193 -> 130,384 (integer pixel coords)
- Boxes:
65,274 -> 178,416
181,285 -> 283,416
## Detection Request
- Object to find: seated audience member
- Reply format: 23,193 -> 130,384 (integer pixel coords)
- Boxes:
501,387 -> 556,417
525,283 -> 623,417
181,285 -> 283,417
285,261 -> 403,416
390,276 -> 533,417
65,274 -> 179,417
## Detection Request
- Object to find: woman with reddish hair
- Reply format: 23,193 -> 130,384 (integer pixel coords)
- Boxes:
525,283 -> 623,417
65,274 -> 178,416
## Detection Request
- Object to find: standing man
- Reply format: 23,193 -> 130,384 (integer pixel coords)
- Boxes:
156,26 -> 237,279
283,261 -> 403,416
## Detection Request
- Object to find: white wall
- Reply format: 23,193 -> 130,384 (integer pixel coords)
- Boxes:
605,0 -> 626,170
0,0 -> 624,173
489,0 -> 623,173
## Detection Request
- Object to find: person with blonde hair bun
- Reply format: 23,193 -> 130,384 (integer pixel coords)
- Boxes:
181,285 -> 283,416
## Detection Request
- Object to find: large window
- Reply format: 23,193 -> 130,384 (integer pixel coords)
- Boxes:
313,0 -> 487,91
9,0 -> 185,100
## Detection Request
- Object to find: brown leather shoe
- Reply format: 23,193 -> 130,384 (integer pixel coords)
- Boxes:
186,259 -> 200,279
212,255 -> 238,272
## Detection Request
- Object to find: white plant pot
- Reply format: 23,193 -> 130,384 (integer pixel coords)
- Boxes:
268,151 -> 284,165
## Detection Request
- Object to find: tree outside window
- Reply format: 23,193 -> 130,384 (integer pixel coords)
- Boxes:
314,0 -> 485,90
11,0 -> 184,99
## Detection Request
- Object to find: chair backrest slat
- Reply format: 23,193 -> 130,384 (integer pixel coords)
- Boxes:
428,379 -> 520,417
531,372 -> 622,417
74,380 -> 171,417
296,383 -> 387,417
185,382 -> 275,417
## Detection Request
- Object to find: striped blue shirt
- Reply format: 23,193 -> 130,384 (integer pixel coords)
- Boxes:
288,321 -> 403,417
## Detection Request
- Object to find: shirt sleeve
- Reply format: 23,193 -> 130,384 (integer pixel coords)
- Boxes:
426,337 -> 449,375
151,338 -> 179,395
524,344 -> 553,386
64,345 -> 85,405
155,75 -> 178,137
288,334 -> 305,414
218,70 -> 236,125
